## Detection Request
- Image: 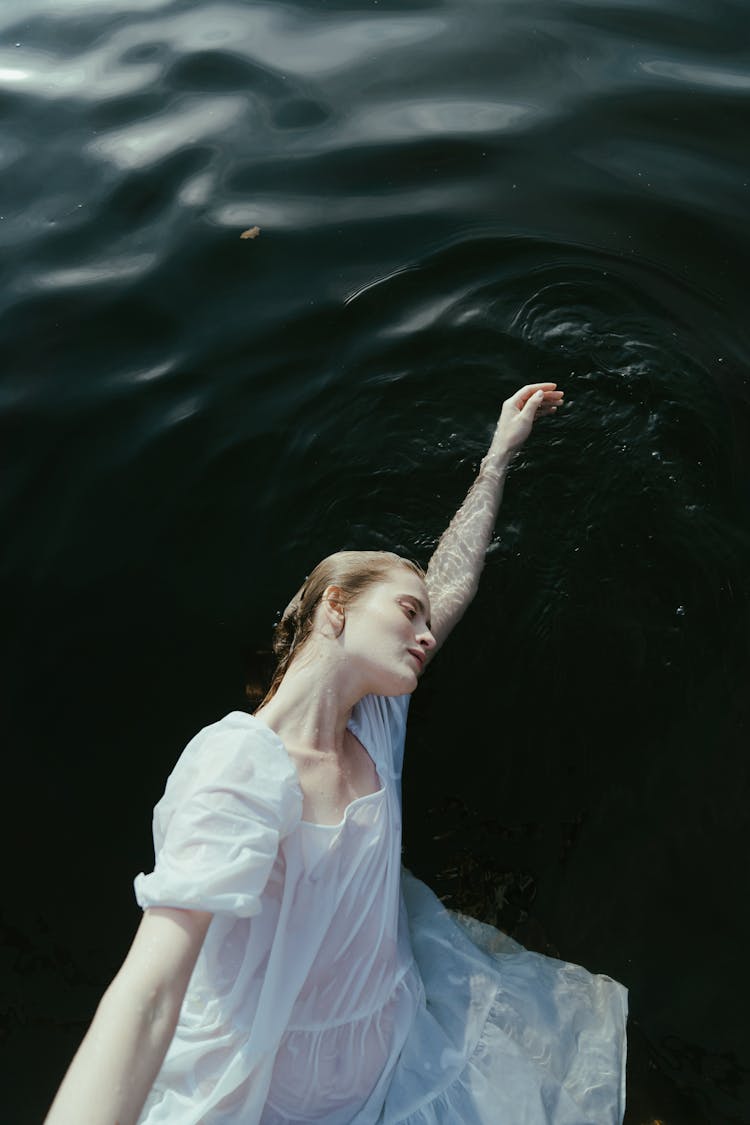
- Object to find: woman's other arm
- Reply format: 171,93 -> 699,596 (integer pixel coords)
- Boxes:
424,382 -> 562,654
44,906 -> 212,1125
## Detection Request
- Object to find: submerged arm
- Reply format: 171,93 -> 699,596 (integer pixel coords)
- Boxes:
424,382 -> 562,654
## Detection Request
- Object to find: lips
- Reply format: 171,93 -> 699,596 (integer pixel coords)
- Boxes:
408,648 -> 425,668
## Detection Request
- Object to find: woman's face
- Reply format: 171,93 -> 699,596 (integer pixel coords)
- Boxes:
340,569 -> 436,696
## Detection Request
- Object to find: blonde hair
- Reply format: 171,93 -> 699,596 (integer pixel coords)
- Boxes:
259,550 -> 425,707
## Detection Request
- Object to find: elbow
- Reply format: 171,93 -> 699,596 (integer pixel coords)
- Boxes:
104,963 -> 183,1044
110,904 -> 211,1034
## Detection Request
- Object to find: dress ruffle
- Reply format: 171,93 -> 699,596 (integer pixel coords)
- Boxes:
378,872 -> 627,1125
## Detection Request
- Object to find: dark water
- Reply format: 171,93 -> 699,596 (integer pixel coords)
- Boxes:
3,0 -> 750,1121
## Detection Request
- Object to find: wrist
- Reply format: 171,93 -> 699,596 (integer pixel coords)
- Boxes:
481,445 -> 512,476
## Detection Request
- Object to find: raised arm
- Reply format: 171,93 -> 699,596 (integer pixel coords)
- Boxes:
424,382 -> 562,654
44,906 -> 211,1125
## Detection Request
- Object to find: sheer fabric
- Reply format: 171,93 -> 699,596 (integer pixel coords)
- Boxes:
134,698 -> 626,1124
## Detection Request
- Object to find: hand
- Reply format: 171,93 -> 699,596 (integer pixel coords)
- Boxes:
493,382 -> 563,454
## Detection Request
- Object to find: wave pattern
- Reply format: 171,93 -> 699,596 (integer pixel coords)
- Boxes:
2,1 -> 750,1122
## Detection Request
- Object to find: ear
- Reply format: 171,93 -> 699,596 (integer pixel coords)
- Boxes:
321,585 -> 346,636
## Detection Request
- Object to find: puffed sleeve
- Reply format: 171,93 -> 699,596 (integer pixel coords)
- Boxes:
133,712 -> 302,917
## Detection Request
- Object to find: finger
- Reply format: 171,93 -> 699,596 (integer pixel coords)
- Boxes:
512,382 -> 559,400
510,382 -> 557,407
521,389 -> 545,417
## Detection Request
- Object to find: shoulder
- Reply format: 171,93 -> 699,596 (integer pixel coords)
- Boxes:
172,711 -> 295,776
162,711 -> 302,831
136,713 -> 303,916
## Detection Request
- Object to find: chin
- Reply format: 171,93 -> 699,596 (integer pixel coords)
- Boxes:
397,670 -> 420,696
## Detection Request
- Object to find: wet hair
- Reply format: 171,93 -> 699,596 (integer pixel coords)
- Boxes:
257,550 -> 425,707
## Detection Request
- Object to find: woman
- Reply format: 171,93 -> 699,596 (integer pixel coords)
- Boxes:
45,382 -> 627,1125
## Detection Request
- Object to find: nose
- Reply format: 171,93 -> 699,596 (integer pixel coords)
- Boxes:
418,625 -> 437,651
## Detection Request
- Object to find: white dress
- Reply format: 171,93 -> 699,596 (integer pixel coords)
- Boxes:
134,695 -> 627,1125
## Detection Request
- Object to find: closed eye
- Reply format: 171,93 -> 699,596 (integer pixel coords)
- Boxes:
398,599 -> 418,620
398,594 -> 431,628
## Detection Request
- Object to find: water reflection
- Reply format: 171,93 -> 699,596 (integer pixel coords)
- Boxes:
3,0 -> 750,1122
89,97 -> 245,170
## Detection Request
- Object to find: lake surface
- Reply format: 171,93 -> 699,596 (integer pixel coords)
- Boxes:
3,0 -> 750,1121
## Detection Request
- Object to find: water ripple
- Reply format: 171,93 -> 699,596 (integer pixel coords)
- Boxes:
89,95 -> 245,171
335,98 -> 539,144
642,57 -> 750,90
0,44 -> 163,101
212,181 -> 480,231
32,252 -> 156,291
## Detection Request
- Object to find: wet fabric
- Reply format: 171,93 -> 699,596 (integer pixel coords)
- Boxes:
134,698 -> 627,1124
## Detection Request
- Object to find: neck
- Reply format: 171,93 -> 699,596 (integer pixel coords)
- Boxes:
255,650 -> 362,755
